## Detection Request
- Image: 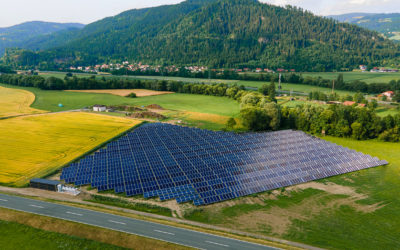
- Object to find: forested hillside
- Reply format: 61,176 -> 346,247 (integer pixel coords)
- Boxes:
0,21 -> 84,55
329,13 -> 400,41
3,0 -> 399,71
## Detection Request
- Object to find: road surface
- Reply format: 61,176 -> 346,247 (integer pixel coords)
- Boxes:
0,193 -> 278,250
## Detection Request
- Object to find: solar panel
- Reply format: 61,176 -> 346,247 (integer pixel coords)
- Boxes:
61,123 -> 388,206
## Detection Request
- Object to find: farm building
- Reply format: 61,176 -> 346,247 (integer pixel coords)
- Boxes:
30,179 -> 61,192
382,91 -> 394,101
93,105 -> 107,112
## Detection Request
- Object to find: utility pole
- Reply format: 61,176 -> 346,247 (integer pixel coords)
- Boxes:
278,73 -> 282,90
332,80 -> 335,94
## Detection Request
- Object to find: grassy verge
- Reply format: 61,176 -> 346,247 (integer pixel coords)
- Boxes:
86,194 -> 173,217
0,220 -> 127,250
0,207 -> 190,250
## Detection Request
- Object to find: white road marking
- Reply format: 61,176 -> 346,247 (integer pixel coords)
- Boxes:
66,211 -> 83,216
154,229 -> 175,235
108,220 -> 126,225
29,204 -> 44,209
0,199 -> 8,202
205,241 -> 229,247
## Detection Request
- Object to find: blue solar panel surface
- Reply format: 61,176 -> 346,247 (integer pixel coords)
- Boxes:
61,123 -> 388,206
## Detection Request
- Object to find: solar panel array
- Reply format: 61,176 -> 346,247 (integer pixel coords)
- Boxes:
61,123 -> 387,206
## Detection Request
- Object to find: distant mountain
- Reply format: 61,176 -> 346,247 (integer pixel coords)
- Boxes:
3,0 -> 400,71
329,13 -> 400,41
0,21 -> 84,55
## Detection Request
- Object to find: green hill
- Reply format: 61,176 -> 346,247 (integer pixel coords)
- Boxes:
329,13 -> 400,41
4,0 -> 400,71
0,21 -> 84,55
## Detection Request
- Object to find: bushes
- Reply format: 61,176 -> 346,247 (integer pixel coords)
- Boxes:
126,92 -> 137,98
88,194 -> 172,217
279,105 -> 400,142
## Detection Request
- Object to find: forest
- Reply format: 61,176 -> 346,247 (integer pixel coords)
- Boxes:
2,0 -> 399,71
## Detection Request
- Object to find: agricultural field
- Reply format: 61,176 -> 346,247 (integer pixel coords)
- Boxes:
180,137 -> 400,250
0,112 -> 140,186
0,84 -> 239,117
0,86 -> 44,118
66,89 -> 173,97
302,71 -> 400,84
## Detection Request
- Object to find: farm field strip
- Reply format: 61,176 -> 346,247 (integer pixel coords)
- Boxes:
65,89 -> 174,97
0,112 -> 141,186
0,86 -> 45,118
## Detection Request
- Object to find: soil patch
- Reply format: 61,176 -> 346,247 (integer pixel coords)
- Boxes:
145,104 -> 164,110
66,89 -> 173,97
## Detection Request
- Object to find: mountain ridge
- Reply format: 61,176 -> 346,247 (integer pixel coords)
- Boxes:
329,12 -> 400,41
3,0 -> 399,71
0,21 -> 85,55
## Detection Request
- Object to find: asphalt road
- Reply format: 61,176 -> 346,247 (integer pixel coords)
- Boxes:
0,193 -> 277,250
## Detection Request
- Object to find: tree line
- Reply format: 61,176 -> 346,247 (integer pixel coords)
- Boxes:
234,94 -> 400,142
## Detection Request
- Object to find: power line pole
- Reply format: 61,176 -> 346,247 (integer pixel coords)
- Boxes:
278,73 -> 282,90
332,80 -> 335,94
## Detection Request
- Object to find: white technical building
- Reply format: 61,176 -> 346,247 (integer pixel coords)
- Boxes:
93,105 -> 107,112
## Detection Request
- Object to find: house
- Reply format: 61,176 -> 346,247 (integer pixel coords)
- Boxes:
93,105 -> 107,112
359,65 -> 367,71
343,101 -> 356,106
382,91 -> 394,100
343,101 -> 365,107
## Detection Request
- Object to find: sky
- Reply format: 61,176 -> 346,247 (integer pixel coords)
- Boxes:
1,0 -> 400,28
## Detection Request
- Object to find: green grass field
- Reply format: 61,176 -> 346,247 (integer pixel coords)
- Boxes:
302,72 -> 400,84
0,83 -> 240,117
0,220 -> 125,250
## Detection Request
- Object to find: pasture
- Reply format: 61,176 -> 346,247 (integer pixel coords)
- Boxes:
0,86 -> 44,118
0,84 -> 240,117
0,112 -> 140,186
302,72 -> 400,84
66,89 -> 174,97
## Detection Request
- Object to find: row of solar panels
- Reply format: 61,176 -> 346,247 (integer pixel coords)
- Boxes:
61,123 -> 387,206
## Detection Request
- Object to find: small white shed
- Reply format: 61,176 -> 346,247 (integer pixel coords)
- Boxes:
93,105 -> 107,112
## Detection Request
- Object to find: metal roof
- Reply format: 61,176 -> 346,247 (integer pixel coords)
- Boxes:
30,178 -> 61,186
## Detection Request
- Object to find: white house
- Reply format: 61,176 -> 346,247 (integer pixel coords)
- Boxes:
93,105 -> 107,112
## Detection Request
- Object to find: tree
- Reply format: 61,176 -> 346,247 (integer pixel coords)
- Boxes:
240,93 -> 261,107
259,84 -> 269,95
353,92 -> 365,103
126,92 -> 137,98
225,118 -> 237,130
351,122 -> 366,140
262,102 -> 281,130
240,107 -> 270,131
368,99 -> 378,110
268,82 -> 276,100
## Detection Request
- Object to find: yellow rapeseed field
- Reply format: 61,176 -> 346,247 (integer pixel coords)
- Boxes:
0,112 -> 141,186
0,86 -> 44,118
